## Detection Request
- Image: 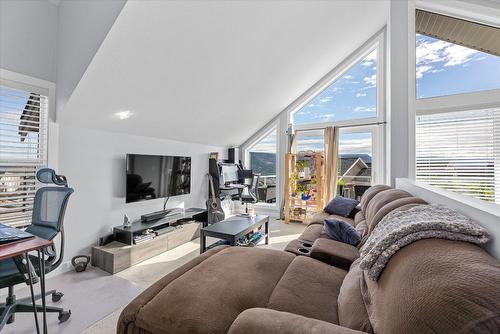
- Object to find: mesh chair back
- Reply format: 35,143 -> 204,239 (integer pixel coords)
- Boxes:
26,187 -> 74,240
249,174 -> 260,202
25,168 -> 73,270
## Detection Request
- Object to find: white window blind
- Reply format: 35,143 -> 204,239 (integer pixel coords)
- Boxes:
0,84 -> 48,227
416,108 -> 500,203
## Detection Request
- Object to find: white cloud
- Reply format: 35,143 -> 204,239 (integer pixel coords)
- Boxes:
356,92 -> 367,98
339,139 -> 372,154
364,50 -> 377,61
296,110 -> 311,115
415,35 -> 479,79
344,75 -> 354,80
318,96 -> 333,104
416,64 -> 432,79
249,134 -> 277,153
443,44 -> 478,66
318,113 -> 335,120
363,74 -> 376,86
353,106 -> 375,113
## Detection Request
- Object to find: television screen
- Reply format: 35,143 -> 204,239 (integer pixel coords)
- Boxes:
126,154 -> 191,203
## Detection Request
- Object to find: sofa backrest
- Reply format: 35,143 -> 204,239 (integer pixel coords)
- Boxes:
355,186 -> 427,246
359,185 -> 391,212
359,238 -> 500,333
340,185 -> 500,333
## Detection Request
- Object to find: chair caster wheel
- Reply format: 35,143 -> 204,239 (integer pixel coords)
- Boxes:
52,291 -> 64,302
58,310 -> 71,323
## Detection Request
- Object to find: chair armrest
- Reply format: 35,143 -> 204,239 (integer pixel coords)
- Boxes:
310,238 -> 359,270
228,308 -> 368,334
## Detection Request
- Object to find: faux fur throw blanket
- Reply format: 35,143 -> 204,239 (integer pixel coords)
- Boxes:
359,205 -> 490,281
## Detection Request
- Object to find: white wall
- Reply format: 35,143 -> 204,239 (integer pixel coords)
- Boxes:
0,0 -> 58,82
387,0 -> 414,185
57,124 -> 224,271
56,0 -> 126,115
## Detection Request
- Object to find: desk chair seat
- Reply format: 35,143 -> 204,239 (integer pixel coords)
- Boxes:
0,259 -> 25,289
0,168 -> 73,331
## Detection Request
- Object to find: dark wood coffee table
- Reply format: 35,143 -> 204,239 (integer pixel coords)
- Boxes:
200,215 -> 269,253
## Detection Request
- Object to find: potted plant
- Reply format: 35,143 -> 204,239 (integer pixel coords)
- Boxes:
337,178 -> 345,196
296,160 -> 308,179
296,183 -> 307,198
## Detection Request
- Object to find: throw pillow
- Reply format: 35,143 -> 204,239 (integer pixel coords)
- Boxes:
324,219 -> 362,246
324,196 -> 359,217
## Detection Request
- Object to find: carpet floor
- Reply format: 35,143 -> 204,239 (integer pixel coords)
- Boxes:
2,219 -> 305,333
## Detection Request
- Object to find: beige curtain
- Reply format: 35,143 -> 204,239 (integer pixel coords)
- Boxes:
324,126 -> 339,205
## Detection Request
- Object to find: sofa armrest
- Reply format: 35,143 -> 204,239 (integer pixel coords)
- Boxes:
228,308 -> 368,334
310,238 -> 359,270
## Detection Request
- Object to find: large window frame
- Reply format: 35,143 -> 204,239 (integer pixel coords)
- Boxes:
243,122 -> 279,207
289,30 -> 386,186
290,30 -> 386,131
415,90 -> 500,203
410,4 -> 500,208
0,69 -> 55,227
338,124 -> 384,185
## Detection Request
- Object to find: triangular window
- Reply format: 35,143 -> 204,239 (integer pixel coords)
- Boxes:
293,49 -> 377,125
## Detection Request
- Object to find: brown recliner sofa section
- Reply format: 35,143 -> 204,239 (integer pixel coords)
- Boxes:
284,185 -> 427,269
117,185 -> 500,334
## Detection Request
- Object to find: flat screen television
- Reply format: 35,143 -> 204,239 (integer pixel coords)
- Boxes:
126,154 -> 191,203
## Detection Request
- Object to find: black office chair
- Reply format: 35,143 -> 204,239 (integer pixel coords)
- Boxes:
0,168 -> 73,331
241,174 -> 260,212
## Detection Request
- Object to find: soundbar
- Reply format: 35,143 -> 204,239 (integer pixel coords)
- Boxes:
141,208 -> 183,222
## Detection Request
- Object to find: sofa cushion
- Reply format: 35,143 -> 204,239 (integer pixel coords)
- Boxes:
368,197 -> 427,234
267,256 -> 347,324
323,219 -> 361,246
325,196 -> 359,217
364,189 -> 412,232
359,184 -> 391,212
361,239 -> 500,334
134,247 -> 294,334
337,259 -> 373,333
299,223 -> 329,242
229,308 -> 369,334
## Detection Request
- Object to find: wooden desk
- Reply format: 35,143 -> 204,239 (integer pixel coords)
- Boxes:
0,236 -> 52,260
0,236 -> 53,334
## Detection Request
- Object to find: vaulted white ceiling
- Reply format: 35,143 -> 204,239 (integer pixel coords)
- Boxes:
60,0 -> 389,147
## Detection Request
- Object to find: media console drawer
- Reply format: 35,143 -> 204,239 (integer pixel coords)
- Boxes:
92,222 -> 200,274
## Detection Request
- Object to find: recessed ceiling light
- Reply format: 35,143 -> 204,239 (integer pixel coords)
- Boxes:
115,110 -> 133,120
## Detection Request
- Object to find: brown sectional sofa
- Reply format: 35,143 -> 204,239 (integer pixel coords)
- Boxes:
118,185 -> 500,334
284,185 -> 427,269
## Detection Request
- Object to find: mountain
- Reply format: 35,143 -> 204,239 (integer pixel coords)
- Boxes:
249,152 -> 276,176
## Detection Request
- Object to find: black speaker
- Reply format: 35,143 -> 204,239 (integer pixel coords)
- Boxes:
228,147 -> 239,163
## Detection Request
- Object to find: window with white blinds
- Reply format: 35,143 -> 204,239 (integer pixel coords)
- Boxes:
416,108 -> 500,203
0,84 -> 48,227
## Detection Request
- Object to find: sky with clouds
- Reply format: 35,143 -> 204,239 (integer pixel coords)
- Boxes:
415,34 -> 500,98
251,34 -> 500,160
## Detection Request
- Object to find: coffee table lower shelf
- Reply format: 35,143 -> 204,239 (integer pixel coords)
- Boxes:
200,215 -> 270,253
